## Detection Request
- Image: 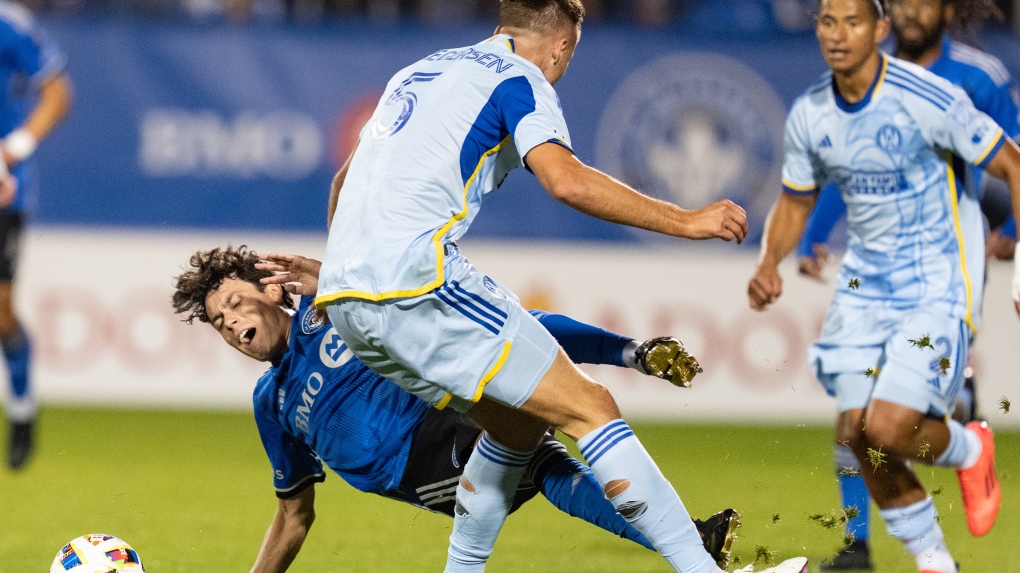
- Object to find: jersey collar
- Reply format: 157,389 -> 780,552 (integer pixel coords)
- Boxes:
486,34 -> 516,54
833,53 -> 888,113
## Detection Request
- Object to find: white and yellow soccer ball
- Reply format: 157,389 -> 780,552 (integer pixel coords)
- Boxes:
50,534 -> 145,573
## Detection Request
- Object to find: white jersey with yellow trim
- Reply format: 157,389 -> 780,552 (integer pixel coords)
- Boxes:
782,54 -> 1008,330
316,35 -> 571,305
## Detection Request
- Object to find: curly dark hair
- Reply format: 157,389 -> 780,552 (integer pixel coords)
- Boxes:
172,245 -> 293,324
944,0 -> 1003,43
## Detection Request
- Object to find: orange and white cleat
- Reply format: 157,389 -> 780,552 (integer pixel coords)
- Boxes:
956,420 -> 1001,536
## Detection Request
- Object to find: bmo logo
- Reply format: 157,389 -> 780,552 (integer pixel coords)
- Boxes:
139,108 -> 323,180
319,328 -> 354,369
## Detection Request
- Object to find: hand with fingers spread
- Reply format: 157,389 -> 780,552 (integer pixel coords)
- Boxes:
748,262 -> 783,311
257,253 -> 322,297
680,200 -> 748,243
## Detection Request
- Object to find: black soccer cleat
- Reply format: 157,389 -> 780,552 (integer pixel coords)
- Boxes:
694,508 -> 741,568
634,336 -> 703,388
7,420 -> 33,470
820,540 -> 873,572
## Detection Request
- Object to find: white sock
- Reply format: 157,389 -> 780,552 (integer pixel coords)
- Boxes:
578,419 -> 720,573
445,433 -> 533,573
880,497 -> 955,573
934,420 -> 981,469
622,340 -> 642,372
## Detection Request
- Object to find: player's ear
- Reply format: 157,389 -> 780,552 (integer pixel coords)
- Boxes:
264,283 -> 285,304
874,16 -> 890,43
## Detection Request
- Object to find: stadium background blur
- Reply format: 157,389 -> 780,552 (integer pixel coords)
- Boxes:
2,0 -> 1020,570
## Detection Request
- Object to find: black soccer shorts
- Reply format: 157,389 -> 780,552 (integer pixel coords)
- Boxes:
0,210 -> 21,282
398,407 -> 549,517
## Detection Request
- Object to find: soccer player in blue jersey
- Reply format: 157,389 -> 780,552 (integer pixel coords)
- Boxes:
312,1 -> 807,572
789,2 -> 1019,568
172,246 -> 740,572
0,1 -> 71,470
748,0 -> 1020,571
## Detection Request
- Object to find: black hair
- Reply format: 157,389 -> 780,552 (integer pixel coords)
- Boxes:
172,245 -> 293,324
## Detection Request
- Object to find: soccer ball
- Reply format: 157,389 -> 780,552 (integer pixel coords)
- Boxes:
49,534 -> 145,573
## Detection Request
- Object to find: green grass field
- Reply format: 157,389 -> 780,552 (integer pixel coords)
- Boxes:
1,408 -> 1016,572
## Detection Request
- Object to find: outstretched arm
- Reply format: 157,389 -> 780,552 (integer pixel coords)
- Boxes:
748,192 -> 817,311
250,485 -> 316,573
982,139 -> 1020,317
525,143 -> 748,243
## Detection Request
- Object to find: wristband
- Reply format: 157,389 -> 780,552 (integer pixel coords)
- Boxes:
2,129 -> 37,162
1013,241 -> 1020,302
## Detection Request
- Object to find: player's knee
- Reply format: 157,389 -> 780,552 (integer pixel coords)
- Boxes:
862,419 -> 907,452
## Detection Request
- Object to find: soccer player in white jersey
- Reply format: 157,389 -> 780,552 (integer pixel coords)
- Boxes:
307,1 -> 806,573
748,0 -> 1020,571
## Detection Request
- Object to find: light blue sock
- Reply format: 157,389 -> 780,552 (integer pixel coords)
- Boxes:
446,433 -> 533,573
578,419 -> 717,573
835,444 -> 870,542
934,419 -> 981,469
528,436 -> 654,550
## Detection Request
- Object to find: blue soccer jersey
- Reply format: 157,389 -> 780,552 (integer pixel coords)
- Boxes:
253,296 -> 430,499
797,38 -> 1020,258
783,54 -> 1006,329
0,1 -> 64,212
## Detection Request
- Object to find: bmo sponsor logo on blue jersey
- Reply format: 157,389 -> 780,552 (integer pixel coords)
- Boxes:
319,328 -> 354,369
138,108 -> 323,180
595,53 -> 787,241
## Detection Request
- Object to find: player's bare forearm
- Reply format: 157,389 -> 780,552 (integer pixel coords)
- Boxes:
327,141 -> 358,229
748,192 -> 816,311
526,142 -> 748,243
250,488 -> 315,573
759,192 -> 816,267
983,139 -> 1020,316
24,74 -> 72,141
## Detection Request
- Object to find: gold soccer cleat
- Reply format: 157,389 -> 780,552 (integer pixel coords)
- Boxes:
634,336 -> 703,388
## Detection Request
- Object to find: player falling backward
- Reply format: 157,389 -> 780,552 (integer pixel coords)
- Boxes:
308,0 -> 807,571
748,0 -> 1020,572
172,245 -> 740,572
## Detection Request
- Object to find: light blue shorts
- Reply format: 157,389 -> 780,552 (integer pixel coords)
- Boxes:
809,303 -> 970,416
324,249 -> 559,413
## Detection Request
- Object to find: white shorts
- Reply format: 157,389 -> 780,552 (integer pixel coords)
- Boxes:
323,247 -> 559,413
809,303 -> 970,416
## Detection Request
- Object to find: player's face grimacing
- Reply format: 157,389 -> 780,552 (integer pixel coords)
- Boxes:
816,0 -> 889,75
888,0 -> 949,59
205,278 -> 292,362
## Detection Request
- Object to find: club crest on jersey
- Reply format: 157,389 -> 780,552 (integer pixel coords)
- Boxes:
301,306 -> 326,334
595,52 -> 786,242
319,327 -> 354,369
876,125 -> 902,152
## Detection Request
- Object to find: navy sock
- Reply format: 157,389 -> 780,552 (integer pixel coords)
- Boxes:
530,310 -> 632,367
3,327 -> 30,399
529,436 -> 654,550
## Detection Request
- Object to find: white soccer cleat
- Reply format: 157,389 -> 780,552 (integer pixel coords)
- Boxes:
737,557 -> 809,573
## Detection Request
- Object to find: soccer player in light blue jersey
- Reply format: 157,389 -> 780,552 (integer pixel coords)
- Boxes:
788,1 -> 1020,569
748,0 -> 1020,571
0,1 -> 71,470
309,1 -> 810,572
172,246 -> 739,573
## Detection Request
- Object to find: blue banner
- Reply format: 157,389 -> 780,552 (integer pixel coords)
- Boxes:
34,20 -> 1020,244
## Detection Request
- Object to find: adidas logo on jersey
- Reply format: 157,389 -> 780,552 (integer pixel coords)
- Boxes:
820,135 -> 832,148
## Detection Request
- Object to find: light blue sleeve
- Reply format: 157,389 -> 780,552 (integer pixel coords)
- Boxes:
923,84 -> 1007,170
780,100 -> 821,195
